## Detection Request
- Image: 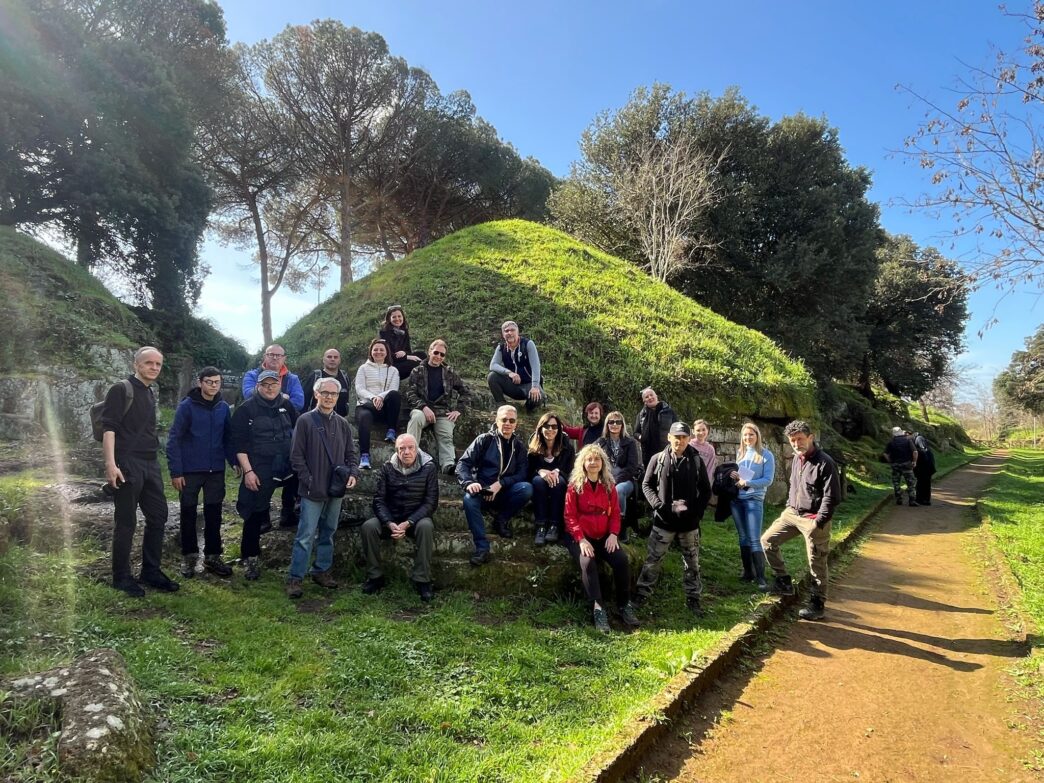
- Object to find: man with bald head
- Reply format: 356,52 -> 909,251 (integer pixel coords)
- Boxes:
360,434 -> 439,602
101,346 -> 180,597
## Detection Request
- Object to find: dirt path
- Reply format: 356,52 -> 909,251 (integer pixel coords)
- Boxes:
630,453 -> 1040,783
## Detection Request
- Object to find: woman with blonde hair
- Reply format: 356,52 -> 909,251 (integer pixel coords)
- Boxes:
564,445 -> 640,633
730,421 -> 775,590
595,410 -> 643,539
527,411 -> 575,545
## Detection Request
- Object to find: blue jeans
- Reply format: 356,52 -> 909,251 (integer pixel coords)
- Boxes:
731,497 -> 765,552
462,481 -> 533,552
615,480 -> 635,518
289,496 -> 344,580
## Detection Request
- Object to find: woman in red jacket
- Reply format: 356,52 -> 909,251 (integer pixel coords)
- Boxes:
564,444 -> 641,633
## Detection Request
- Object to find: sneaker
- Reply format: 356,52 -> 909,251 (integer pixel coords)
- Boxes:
203,555 -> 233,578
360,453 -> 371,470
592,607 -> 611,634
384,429 -> 397,443
469,549 -> 491,567
413,580 -> 434,603
534,526 -> 547,546
140,570 -> 180,593
544,525 -> 560,544
180,555 -> 197,579
494,519 -> 514,539
442,463 -> 456,476
243,557 -> 261,581
361,575 -> 386,595
687,598 -> 705,618
618,602 -> 641,628
908,499 -> 919,507
113,577 -> 145,598
311,570 -> 339,589
770,574 -> 795,596
798,596 -> 826,621
286,578 -> 303,599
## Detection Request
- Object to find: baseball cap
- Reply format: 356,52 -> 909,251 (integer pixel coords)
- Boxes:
258,370 -> 280,384
668,421 -> 692,436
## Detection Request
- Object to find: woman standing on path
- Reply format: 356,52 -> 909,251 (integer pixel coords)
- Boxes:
379,305 -> 425,381
354,339 -> 401,470
730,422 -> 774,590
528,412 -> 575,545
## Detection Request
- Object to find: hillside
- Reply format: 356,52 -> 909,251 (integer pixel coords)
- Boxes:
278,220 -> 816,421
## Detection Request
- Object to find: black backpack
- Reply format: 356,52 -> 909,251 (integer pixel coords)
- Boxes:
90,379 -> 133,441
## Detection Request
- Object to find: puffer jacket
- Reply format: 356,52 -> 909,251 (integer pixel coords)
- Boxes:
373,450 -> 439,525
166,387 -> 234,477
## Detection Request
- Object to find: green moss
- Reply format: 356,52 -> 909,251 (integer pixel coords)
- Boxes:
279,220 -> 815,421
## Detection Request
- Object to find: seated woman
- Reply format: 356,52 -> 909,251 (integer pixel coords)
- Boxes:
564,445 -> 640,633
527,411 -> 575,545
379,305 -> 425,381
354,338 -> 401,470
595,410 -> 643,540
563,401 -> 605,448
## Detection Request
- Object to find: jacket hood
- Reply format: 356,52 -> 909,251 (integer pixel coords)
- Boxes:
391,449 -> 433,473
188,387 -> 221,408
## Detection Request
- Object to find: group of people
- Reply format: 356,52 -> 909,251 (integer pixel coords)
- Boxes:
883,426 -> 936,506
99,312 -> 843,629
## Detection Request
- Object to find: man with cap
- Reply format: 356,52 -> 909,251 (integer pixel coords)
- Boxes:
633,421 -> 712,617
883,425 -> 918,507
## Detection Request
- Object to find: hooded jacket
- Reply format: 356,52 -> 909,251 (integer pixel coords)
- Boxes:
242,365 -> 305,411
373,450 -> 439,526
455,426 -> 528,489
166,387 -> 234,477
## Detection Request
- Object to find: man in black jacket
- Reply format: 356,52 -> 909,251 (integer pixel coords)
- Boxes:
635,421 -> 712,617
884,426 -> 919,506
301,348 -> 351,417
101,346 -> 180,597
360,434 -> 439,601
633,387 -> 678,470
761,420 -> 842,621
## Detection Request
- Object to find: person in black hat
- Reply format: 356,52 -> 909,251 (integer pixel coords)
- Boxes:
633,421 -> 712,617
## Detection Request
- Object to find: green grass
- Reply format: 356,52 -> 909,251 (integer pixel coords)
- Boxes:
278,220 -> 815,422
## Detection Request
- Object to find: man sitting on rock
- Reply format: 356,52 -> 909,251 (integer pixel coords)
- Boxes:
360,434 -> 438,602
456,405 -> 533,566
487,320 -> 546,412
404,339 -> 472,475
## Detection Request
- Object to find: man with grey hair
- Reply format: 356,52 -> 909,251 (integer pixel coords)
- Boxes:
404,339 -> 471,475
101,346 -> 179,596
761,420 -> 841,621
633,387 -> 677,471
487,321 -> 545,412
360,434 -> 438,602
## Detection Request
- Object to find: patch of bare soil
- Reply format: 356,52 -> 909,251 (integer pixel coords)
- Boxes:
630,454 -> 1042,783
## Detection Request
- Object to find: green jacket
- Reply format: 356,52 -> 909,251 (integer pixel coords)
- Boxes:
403,362 -> 472,416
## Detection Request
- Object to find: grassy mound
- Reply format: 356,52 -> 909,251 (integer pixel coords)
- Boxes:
279,220 -> 815,420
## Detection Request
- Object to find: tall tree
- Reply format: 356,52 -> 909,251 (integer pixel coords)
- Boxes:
994,322 -> 1044,415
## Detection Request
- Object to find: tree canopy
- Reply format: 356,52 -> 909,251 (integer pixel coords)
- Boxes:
995,323 -> 1044,415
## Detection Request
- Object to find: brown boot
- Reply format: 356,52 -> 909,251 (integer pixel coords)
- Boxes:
285,578 -> 303,599
311,570 -> 339,589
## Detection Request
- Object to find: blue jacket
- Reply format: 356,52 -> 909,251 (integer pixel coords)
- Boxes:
736,447 -> 775,503
456,427 -> 528,489
165,388 -> 235,477
242,367 -> 305,411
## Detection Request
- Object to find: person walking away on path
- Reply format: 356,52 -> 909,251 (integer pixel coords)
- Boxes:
101,346 -> 180,597
487,320 -> 546,412
380,305 -> 426,381
883,425 -> 919,506
354,338 -> 401,470
913,431 -> 936,505
564,444 -> 640,633
634,421 -> 712,618
166,366 -> 235,579
762,419 -> 841,621
527,411 -> 575,546
231,370 -> 299,581
562,402 -> 605,448
302,348 -> 351,417
360,434 -> 438,602
729,422 -> 775,591
404,339 -> 471,476
595,411 -> 643,542
285,376 -> 359,599
634,387 -> 677,471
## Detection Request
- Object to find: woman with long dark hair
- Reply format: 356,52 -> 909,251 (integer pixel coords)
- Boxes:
354,338 -> 401,470
527,411 -> 575,545
379,305 -> 425,381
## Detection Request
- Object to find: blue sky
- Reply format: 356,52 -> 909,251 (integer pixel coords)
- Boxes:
198,0 -> 1042,393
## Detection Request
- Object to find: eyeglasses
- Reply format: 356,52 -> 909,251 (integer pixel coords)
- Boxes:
265,352 -> 286,359
499,417 -> 517,424
317,391 -> 339,397
431,350 -> 446,357
541,423 -> 559,430
201,378 -> 221,386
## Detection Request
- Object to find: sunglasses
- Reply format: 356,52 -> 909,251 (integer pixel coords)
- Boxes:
499,417 -> 517,424
607,420 -> 623,425
431,350 -> 446,357
541,423 -> 559,430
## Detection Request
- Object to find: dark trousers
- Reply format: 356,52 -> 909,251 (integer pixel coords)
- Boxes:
393,357 -> 424,381
914,464 -> 933,504
531,474 -> 567,527
486,372 -> 545,411
237,473 -> 282,558
564,535 -> 631,607
112,455 -> 168,581
280,473 -> 298,519
178,471 -> 226,556
355,391 -> 402,453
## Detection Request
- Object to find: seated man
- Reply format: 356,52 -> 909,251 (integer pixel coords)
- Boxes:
486,320 -> 545,412
404,339 -> 472,475
456,405 -> 533,566
360,434 -> 439,602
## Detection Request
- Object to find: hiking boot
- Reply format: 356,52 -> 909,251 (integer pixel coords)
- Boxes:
384,429 -> 397,443
360,453 -> 371,470
469,549 -> 491,567
544,525 -> 560,544
798,596 -> 826,621
311,570 -> 339,589
895,496 -> 903,506
630,592 -> 649,609
687,597 -> 705,618
752,550 -> 769,592
203,555 -> 233,578
534,526 -> 547,546
180,554 -> 198,579
770,574 -> 795,596
413,580 -> 434,603
361,575 -> 386,595
243,557 -> 261,581
285,578 -> 303,600
140,570 -> 180,593
618,602 -> 641,628
493,519 -> 513,539
278,509 -> 298,528
113,577 -> 145,598
442,463 -> 456,476
258,516 -> 273,535
908,499 -> 919,507
592,607 -> 611,634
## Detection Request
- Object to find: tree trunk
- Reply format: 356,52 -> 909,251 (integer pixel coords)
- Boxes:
249,196 -> 274,346
339,172 -> 354,288
919,398 -> 930,423
855,353 -> 875,400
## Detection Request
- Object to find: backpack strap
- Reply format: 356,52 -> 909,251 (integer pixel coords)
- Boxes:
120,378 -> 134,419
